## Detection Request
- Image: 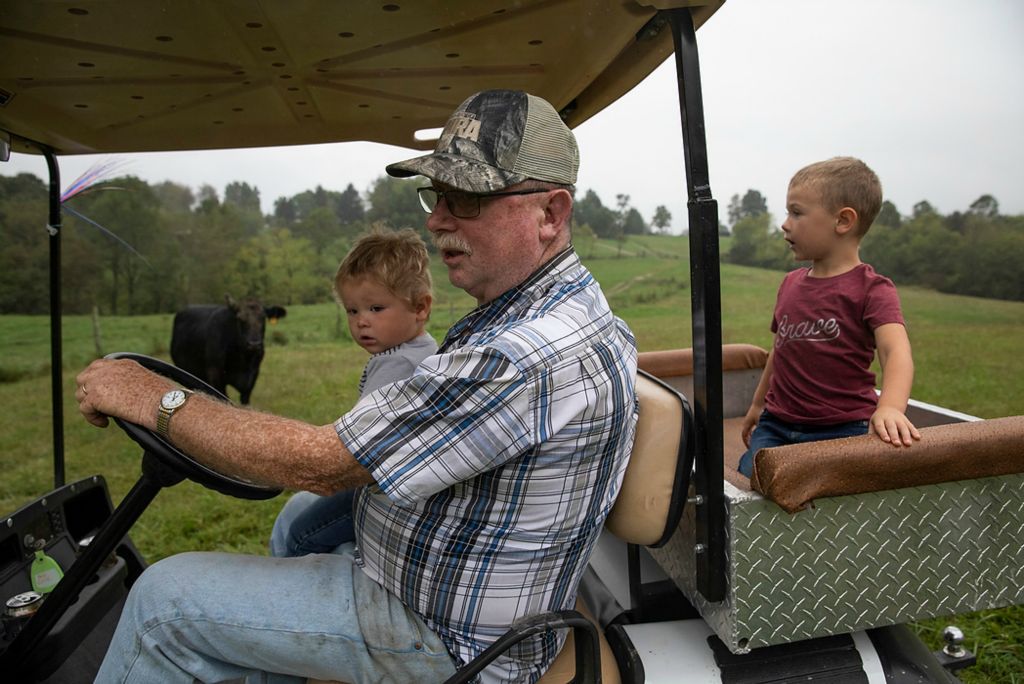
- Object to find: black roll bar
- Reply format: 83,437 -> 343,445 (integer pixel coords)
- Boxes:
44,146 -> 65,488
667,8 -> 727,602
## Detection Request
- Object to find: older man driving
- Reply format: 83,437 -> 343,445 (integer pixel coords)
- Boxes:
77,89 -> 638,684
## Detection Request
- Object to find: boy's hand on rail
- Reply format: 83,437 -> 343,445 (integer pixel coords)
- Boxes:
741,406 -> 761,447
869,406 -> 921,447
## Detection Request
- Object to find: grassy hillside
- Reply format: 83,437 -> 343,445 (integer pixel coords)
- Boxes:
1,237 -> 1021,681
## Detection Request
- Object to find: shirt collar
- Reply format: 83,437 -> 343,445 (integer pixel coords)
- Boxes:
440,247 -> 580,351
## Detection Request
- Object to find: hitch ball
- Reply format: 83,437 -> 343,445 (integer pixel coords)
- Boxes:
942,625 -> 966,657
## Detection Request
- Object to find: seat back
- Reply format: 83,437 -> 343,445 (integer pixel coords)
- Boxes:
605,370 -> 692,548
637,343 -> 768,418
638,345 -> 769,489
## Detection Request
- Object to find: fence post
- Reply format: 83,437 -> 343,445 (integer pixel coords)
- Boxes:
92,305 -> 103,358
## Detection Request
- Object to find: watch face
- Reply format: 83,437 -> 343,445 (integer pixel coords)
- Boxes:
162,389 -> 187,410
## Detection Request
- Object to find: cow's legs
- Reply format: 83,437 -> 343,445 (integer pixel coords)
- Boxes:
236,365 -> 260,405
206,367 -> 228,399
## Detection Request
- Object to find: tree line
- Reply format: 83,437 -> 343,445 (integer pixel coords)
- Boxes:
0,173 -> 671,315
724,189 -> 1024,302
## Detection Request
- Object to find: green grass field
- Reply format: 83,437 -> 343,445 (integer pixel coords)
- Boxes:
1,233 -> 1021,681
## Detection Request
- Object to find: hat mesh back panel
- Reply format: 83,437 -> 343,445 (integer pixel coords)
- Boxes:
514,95 -> 580,185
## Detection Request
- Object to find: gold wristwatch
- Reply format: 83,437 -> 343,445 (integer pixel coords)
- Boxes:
156,388 -> 193,439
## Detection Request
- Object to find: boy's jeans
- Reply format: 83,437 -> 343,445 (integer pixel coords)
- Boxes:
738,410 -> 869,478
270,490 -> 356,557
94,543 -> 455,683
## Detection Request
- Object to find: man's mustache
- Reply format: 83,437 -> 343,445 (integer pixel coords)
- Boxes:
433,234 -> 473,256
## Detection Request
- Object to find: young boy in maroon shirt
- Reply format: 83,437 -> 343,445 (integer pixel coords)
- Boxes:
738,157 -> 921,478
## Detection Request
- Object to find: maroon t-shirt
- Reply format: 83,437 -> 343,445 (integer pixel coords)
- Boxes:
765,264 -> 905,425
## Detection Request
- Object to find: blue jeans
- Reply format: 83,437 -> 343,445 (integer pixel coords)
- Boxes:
270,490 -> 356,557
738,411 -> 869,477
94,543 -> 456,683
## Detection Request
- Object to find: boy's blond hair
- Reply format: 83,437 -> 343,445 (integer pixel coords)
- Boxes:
790,157 -> 883,236
334,227 -> 432,312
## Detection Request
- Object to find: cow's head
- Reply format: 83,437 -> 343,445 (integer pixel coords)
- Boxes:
225,295 -> 288,352
226,295 -> 269,352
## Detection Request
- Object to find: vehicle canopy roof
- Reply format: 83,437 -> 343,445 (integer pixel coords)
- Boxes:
0,0 -> 722,156
3,0 -> 733,604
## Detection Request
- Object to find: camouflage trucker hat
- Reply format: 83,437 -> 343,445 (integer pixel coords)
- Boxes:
386,89 -> 579,193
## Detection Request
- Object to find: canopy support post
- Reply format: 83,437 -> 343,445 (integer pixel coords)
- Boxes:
43,147 -> 65,488
668,7 -> 726,602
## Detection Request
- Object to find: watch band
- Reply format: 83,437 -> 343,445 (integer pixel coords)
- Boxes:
156,389 -> 193,439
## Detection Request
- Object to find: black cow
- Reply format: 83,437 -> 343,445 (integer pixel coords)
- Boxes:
170,295 -> 287,404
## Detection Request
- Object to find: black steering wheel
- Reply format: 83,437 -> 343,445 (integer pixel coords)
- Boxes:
105,352 -> 282,500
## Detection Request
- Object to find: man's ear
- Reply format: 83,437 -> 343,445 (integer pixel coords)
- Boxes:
540,188 -> 573,240
835,207 -> 859,236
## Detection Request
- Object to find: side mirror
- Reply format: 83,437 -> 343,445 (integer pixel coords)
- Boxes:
0,131 -> 11,162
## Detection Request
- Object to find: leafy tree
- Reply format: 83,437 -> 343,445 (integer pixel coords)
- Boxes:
139,210 -> 187,312
196,184 -> 219,209
652,205 -> 672,234
61,225 -> 104,314
573,223 -> 597,259
0,174 -> 50,313
862,213 -> 960,290
876,200 -> 902,229
968,194 -> 999,218
224,181 -> 261,215
947,220 -> 1024,301
912,200 -> 936,219
365,176 -> 426,237
616,194 -> 630,222
337,183 -> 366,224
575,190 -> 617,238
223,181 -> 264,237
726,193 -> 742,226
152,181 -> 195,214
293,206 -> 341,255
740,189 -> 768,219
924,212 -> 1018,300
615,194 -> 646,235
321,234 -> 354,284
181,198 -> 254,305
623,207 -> 646,236
227,229 -> 321,305
68,176 -> 159,314
727,189 -> 768,227
273,196 -> 297,227
726,213 -> 790,270
945,211 -> 968,234
4,170 -> 1022,314
283,184 -> 365,230
0,171 -> 45,199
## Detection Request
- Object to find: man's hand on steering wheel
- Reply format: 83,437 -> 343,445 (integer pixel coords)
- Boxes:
75,357 -> 175,429
76,353 -> 280,500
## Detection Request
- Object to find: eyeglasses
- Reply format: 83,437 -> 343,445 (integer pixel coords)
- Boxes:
416,186 -> 553,219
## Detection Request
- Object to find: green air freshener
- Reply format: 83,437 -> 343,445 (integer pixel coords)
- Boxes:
31,549 -> 64,594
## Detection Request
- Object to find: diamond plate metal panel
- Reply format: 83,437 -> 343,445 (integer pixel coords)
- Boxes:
649,474 -> 1024,653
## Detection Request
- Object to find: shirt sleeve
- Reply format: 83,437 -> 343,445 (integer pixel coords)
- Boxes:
863,274 -> 905,331
336,346 -> 534,506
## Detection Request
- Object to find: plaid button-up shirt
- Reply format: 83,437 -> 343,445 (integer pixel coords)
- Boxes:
336,249 -> 638,683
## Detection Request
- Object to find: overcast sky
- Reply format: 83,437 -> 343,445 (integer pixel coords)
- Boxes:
3,0 -> 1022,233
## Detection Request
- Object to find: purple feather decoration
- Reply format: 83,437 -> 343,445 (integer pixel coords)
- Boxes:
59,158 -> 151,268
60,158 -> 130,203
